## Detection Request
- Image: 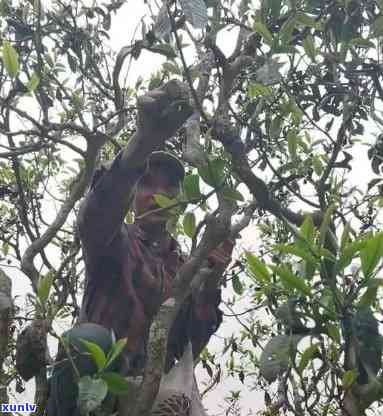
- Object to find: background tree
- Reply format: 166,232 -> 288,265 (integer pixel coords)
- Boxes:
1,0 -> 383,415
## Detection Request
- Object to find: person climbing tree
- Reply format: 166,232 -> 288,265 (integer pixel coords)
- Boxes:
46,80 -> 233,415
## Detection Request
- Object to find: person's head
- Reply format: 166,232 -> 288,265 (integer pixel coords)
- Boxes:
133,152 -> 184,224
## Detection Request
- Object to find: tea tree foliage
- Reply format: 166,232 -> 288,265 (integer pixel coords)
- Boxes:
1,1 -> 383,415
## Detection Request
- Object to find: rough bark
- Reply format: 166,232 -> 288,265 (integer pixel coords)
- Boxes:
0,269 -> 12,416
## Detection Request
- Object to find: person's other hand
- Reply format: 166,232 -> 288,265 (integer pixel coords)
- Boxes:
207,239 -> 234,267
137,79 -> 193,142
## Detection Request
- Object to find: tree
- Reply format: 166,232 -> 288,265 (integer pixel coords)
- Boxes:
1,0 -> 383,415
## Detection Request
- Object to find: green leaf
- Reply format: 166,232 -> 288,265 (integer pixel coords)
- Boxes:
166,215 -> 179,239
78,376 -> 108,414
101,372 -> 130,395
274,243 -> 316,264
183,212 -> 196,238
337,240 -> 366,271
153,194 -> 174,208
295,12 -> 320,29
180,0 -> 208,29
269,0 -> 282,19
373,16 -> 383,37
312,155 -> 323,176
254,21 -> 273,45
269,116 -> 282,139
342,369 -> 358,390
260,334 -> 304,382
149,44 -> 177,59
368,278 -> 383,286
304,260 -> 317,281
350,37 -> 375,48
279,16 -> 296,45
319,205 -> 336,247
298,215 -> 315,247
289,99 -> 303,125
248,82 -> 272,98
105,338 -> 127,369
340,223 -> 351,252
232,273 -> 244,295
2,40 -> 19,78
358,287 -> 378,309
37,272 -> 54,304
367,178 -> 383,192
317,247 -> 337,261
162,61 -> 181,75
71,91 -> 83,109
67,53 -> 78,73
358,279 -> 383,309
326,323 -> 340,343
303,35 -> 316,61
0,0 -> 10,16
274,243 -> 317,280
360,233 -> 383,278
198,158 -> 225,187
287,130 -> 298,159
125,211 -> 134,224
27,72 -> 40,92
2,242 -> 9,256
222,187 -> 244,202
80,339 -> 106,372
183,174 -> 201,200
272,265 -> 311,296
246,252 -> 271,284
299,343 -> 319,374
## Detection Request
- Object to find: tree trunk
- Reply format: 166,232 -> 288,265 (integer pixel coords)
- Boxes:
0,269 -> 12,416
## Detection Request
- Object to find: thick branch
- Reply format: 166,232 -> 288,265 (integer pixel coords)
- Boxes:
0,269 -> 12,410
0,141 -> 49,158
21,140 -> 103,286
112,46 -> 132,122
134,185 -> 235,416
133,299 -> 177,416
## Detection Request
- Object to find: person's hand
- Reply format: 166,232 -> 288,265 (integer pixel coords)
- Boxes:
137,79 -> 193,143
207,239 -> 234,267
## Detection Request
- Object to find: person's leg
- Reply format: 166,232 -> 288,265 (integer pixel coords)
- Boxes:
46,323 -> 117,416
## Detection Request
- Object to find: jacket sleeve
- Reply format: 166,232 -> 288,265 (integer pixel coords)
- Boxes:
166,289 -> 222,372
77,152 -> 145,256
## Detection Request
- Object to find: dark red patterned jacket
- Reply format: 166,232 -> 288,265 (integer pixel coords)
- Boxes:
77,153 -> 222,374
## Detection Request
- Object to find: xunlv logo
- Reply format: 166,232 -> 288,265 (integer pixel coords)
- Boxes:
0,403 -> 36,412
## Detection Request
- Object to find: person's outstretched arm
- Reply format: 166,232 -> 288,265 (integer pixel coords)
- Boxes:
77,80 -> 192,255
166,240 -> 234,369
